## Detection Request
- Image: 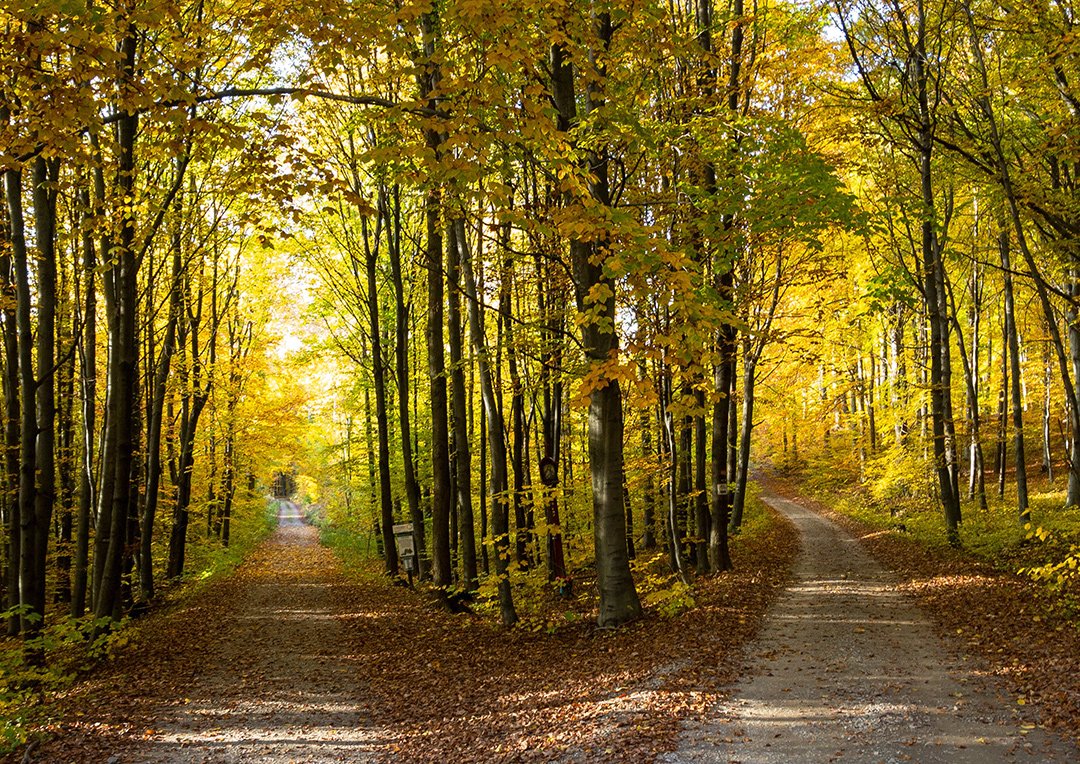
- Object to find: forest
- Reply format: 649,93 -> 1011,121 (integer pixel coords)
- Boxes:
2,0 -> 1080,759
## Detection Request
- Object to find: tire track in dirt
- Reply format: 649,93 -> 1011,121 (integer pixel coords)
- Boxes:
663,494 -> 1080,763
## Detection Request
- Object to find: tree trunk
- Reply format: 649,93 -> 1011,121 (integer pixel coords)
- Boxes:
459,215 -> 517,625
139,171 -> 184,602
55,242 -> 76,606
417,8 -> 452,588
479,393 -> 489,576
538,253 -> 568,585
384,186 -> 426,577
27,154 -> 58,643
1000,228 -> 1030,521
2,166 -> 33,639
362,214 -> 398,575
95,36 -> 140,624
640,374 -> 657,551
709,0 -> 742,573
364,385 -> 380,553
550,24 -> 641,625
663,410 -> 689,584
0,173 -> 21,636
731,357 -> 757,529
676,404 -> 691,564
622,462 -> 635,560
913,0 -> 961,542
447,219 -> 476,590
693,389 -> 709,570
997,355 -> 1008,499
166,256 -> 213,579
1044,336 -> 1054,481
502,244 -> 532,569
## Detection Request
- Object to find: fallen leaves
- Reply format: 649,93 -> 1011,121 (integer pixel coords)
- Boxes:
8,509 -> 800,763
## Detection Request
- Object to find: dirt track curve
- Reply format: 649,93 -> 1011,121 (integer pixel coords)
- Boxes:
662,493 -> 1080,763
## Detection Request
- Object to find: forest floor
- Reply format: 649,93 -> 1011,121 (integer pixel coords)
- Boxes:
10,499 -> 797,763
10,489 -> 1080,763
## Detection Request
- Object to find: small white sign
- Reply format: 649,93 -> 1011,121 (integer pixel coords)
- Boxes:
393,523 -> 416,558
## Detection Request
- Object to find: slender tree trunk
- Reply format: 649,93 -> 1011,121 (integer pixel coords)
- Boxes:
95,35 -> 140,622
1000,228 -> 1030,521
220,425 -> 235,547
27,155 -> 59,643
417,9 -> 452,588
864,354 -> 872,453
676,404 -> 691,564
913,0 -> 960,542
139,181 -> 183,602
362,214 -> 398,575
502,243 -> 532,568
946,268 -> 988,514
448,220 -> 477,590
0,175 -> 21,635
479,394 -> 489,575
1044,336 -> 1054,481
693,389 -> 709,570
708,0 -> 741,573
166,260 -> 212,580
727,360 -> 738,492
622,461 -> 635,560
997,352 -> 1008,499
55,245 -> 76,606
2,166 -> 32,639
640,372 -> 656,551
384,186 -> 426,577
459,215 -> 517,625
364,385 -> 380,553
663,410 -> 689,584
538,253 -> 567,585
963,263 -> 988,509
731,357 -> 757,529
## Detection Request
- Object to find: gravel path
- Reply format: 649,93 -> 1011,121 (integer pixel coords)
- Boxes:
663,494 -> 1080,764
125,501 -> 378,763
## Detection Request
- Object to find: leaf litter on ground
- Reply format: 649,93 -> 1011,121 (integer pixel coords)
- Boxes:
7,508 -> 798,764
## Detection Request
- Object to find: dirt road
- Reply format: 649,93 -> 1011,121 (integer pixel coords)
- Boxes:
120,500 -> 377,763
30,493 -> 1076,763
662,494 -> 1079,763
24,497 -> 798,763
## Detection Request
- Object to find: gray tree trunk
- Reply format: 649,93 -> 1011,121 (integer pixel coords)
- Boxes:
1000,229 -> 1030,521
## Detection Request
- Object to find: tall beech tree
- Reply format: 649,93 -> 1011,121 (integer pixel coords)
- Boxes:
549,10 -> 641,627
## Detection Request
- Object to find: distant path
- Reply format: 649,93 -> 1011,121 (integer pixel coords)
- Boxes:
124,499 -> 377,763
663,494 -> 1078,763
